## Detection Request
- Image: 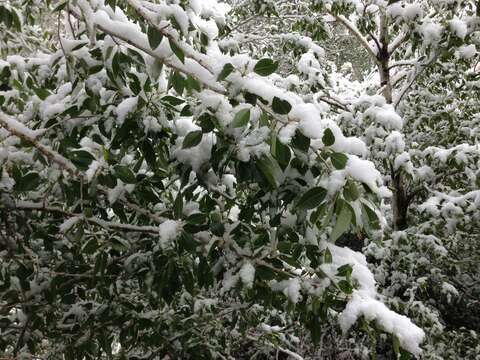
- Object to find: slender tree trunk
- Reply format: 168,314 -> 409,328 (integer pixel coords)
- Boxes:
378,12 -> 409,230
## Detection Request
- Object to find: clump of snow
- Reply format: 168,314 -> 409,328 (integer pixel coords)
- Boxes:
345,156 -> 391,197
59,216 -> 82,232
194,297 -> 218,312
321,244 -> 425,356
456,44 -> 477,59
363,105 -> 403,130
86,160 -> 103,182
418,21 -> 443,46
284,278 -> 302,303
159,220 -> 181,248
107,181 -> 135,204
339,293 -> 425,356
173,117 -> 215,171
394,152 -> 411,171
239,262 -> 255,288
237,126 -> 270,162
385,131 -> 405,155
449,18 -> 468,39
115,96 -> 138,125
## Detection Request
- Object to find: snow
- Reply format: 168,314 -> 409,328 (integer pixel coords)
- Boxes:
239,262 -> 255,288
86,160 -> 103,182
363,105 -> 403,130
173,117 -> 215,171
394,152 -> 411,171
418,21 -> 443,46
283,278 -> 302,304
345,156 -> 391,197
457,44 -> 477,59
237,126 -> 270,162
385,131 -> 405,155
159,220 -> 181,248
339,293 -> 425,356
59,216 -> 82,232
323,244 -> 425,356
449,18 -> 468,39
115,96 -> 138,125
194,298 -> 218,312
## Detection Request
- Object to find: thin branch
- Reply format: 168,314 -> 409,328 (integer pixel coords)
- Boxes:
325,7 -> 381,66
10,201 -> 161,234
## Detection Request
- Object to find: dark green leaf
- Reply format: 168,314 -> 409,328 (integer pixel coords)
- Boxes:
34,88 -> 51,100
272,97 -> 292,115
331,205 -> 352,242
296,187 -> 327,211
254,58 -> 278,76
232,108 -> 251,128
169,38 -> 185,63
113,165 -> 136,184
330,152 -> 348,170
338,280 -> 353,294
182,130 -> 203,148
272,137 -> 291,166
322,128 -> 335,146
161,95 -> 185,106
147,26 -> 163,49
186,213 -> 208,225
14,172 -> 40,192
256,155 -> 282,189
217,63 -> 235,81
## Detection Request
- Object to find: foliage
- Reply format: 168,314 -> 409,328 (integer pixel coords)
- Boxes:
0,0 -> 479,359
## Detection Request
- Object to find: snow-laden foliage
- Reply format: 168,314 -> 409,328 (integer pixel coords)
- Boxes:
0,0 -> 479,359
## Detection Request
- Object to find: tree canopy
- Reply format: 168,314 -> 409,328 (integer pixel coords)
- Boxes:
0,0 -> 479,359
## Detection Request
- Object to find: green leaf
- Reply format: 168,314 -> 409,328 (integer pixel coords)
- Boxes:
272,137 -> 291,166
174,192 -> 183,219
182,130 -> 203,149
254,58 -> 278,76
217,63 -> 235,81
393,335 -> 401,357
14,172 -> 40,192
330,152 -> 348,170
331,204 -> 352,242
161,96 -> 184,106
337,263 -> 353,278
292,131 -> 310,152
179,231 -> 197,253
324,247 -> 332,263
322,128 -> 335,146
113,165 -> 136,184
343,179 -> 359,201
171,71 -> 185,95
198,113 -> 215,133
34,87 -> 51,100
142,139 -> 156,168
272,97 -> 292,115
147,26 -> 163,49
256,155 -> 282,189
70,150 -> 95,170
338,280 -> 353,294
296,187 -> 327,211
186,213 -> 208,225
361,203 -> 381,230
232,108 -> 251,128
186,75 -> 201,93
169,38 -> 185,63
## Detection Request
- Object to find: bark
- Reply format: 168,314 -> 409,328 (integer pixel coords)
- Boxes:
378,12 -> 409,229
391,170 -> 409,230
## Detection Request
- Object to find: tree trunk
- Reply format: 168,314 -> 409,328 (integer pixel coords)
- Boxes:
392,171 -> 409,230
378,12 -> 409,230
